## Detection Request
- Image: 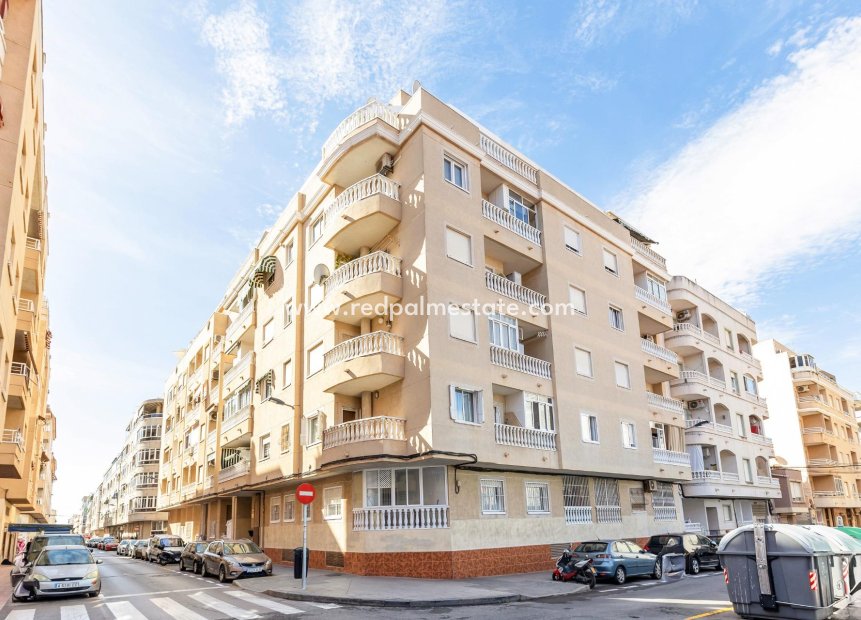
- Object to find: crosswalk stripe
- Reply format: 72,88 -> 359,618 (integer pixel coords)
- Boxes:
189,591 -> 260,619
151,597 -> 209,620
225,590 -> 304,615
60,605 -> 90,620
305,602 -> 341,609
106,600 -> 149,620
5,610 -> 36,620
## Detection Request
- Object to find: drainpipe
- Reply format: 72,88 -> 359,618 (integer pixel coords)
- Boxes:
291,193 -> 307,475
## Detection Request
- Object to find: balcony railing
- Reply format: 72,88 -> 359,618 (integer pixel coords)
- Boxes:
808,458 -> 838,466
813,491 -> 843,497
322,416 -> 406,450
494,423 -> 557,451
631,239 -> 667,269
352,505 -> 449,531
596,505 -> 622,524
323,332 -> 404,368
322,102 -> 401,160
479,133 -> 538,183
684,522 -> 704,533
742,391 -> 768,407
749,433 -> 773,446
490,345 -> 551,379
669,322 -> 721,347
654,506 -> 677,521
218,459 -> 250,483
722,472 -> 740,482
323,251 -> 401,297
757,476 -> 779,487
10,362 -> 32,381
0,429 -> 23,447
26,237 -> 42,251
691,470 -> 721,481
634,286 -> 672,314
481,200 -> 542,246
221,406 -> 250,434
225,303 -> 253,344
653,448 -> 691,467
223,353 -> 252,386
641,338 -> 678,364
485,271 -> 546,308
17,298 -> 34,313
322,174 -> 400,233
685,420 -> 734,436
564,506 -> 593,524
646,392 -> 685,414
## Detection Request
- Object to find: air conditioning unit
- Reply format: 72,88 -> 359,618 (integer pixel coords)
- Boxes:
376,152 -> 394,176
643,480 -> 659,493
676,309 -> 692,321
796,385 -> 810,393
688,400 -> 705,410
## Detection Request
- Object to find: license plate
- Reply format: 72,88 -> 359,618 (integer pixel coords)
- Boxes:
53,581 -> 81,589
245,566 -> 263,573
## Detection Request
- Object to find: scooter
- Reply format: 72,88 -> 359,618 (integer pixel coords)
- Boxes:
552,549 -> 597,589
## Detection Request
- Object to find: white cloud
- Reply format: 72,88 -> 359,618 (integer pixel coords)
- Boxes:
615,16 -> 861,305
567,0 -> 695,49
570,0 -> 620,47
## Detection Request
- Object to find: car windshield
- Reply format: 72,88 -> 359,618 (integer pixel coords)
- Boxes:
160,537 -> 184,547
194,543 -> 208,552
36,549 -> 93,566
225,542 -> 261,554
575,542 -> 607,553
137,541 -> 147,546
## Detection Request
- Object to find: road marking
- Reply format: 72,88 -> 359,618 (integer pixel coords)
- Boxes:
5,611 -> 36,620
106,601 -> 148,620
684,608 -> 734,620
225,590 -> 305,615
151,597 -> 209,620
612,597 -> 733,606
602,588 -> 619,592
101,585 -> 225,600
305,602 -> 341,609
60,606 -> 90,620
190,591 -> 260,619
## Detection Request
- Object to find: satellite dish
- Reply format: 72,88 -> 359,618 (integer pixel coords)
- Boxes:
313,264 -> 331,284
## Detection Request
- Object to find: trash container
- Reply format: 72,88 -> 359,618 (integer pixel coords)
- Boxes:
293,547 -> 307,580
718,523 -> 852,619
661,553 -> 686,582
800,525 -> 861,596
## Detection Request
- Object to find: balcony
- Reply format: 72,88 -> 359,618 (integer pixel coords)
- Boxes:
685,419 -> 734,438
641,338 -> 680,382
319,101 -> 401,187
749,433 -> 773,447
490,345 -> 551,382
479,134 -> 538,184
23,237 -> 44,293
757,476 -> 780,487
797,395 -> 831,415
653,448 -> 691,467
218,458 -> 251,483
481,200 -> 542,250
16,298 -> 36,333
634,286 -> 673,333
631,238 -> 667,271
321,332 -> 405,396
494,423 -> 557,451
670,370 -> 726,400
484,270 -> 546,308
0,429 -> 25,478
320,174 -> 401,255
352,505 -> 449,531
812,491 -> 861,509
565,506 -> 593,524
647,392 -> 685,415
8,362 -> 34,410
221,406 -> 251,447
321,416 -> 407,464
225,303 -> 253,349
741,390 -> 767,407
323,252 -> 402,324
666,322 -> 721,350
223,353 -> 252,388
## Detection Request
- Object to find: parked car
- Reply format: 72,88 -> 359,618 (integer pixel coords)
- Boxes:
11,534 -> 87,586
570,540 -> 660,585
12,545 -> 101,601
200,539 -> 272,583
179,541 -> 209,574
116,540 -> 134,556
86,537 -> 102,549
101,537 -> 118,552
132,540 -> 149,559
644,533 -> 720,574
147,535 -> 185,565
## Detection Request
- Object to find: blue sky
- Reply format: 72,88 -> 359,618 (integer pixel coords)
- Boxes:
42,0 -> 861,520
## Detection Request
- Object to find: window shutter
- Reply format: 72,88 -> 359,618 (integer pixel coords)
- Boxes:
449,385 -> 458,420
581,415 -> 590,441
477,391 -> 485,424
317,411 -> 326,441
300,417 -> 307,446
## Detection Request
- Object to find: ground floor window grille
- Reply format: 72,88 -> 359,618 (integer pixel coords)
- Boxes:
652,482 -> 677,520
563,476 -> 592,523
595,479 -> 621,523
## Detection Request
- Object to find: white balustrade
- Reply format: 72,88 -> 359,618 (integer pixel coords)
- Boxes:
721,472 -> 740,482
322,416 -> 406,449
808,458 -> 838,466
653,448 -> 691,467
322,174 -> 400,232
225,303 -> 253,345
323,252 -> 401,297
641,338 -> 678,364
221,406 -> 250,434
494,423 -> 557,451
489,345 -> 551,379
322,102 -> 401,159
647,392 -> 685,414
757,476 -> 779,487
352,505 -> 449,531
596,505 -> 622,524
10,362 -> 31,379
485,270 -> 546,307
691,470 -> 721,481
26,237 -> 41,251
481,200 -> 542,245
634,285 -> 672,314
0,428 -> 23,447
654,506 -> 678,521
479,134 -> 538,183
749,433 -> 773,446
631,238 -> 667,269
565,506 -> 593,524
709,376 -> 726,390
323,332 -> 404,368
742,391 -> 768,407
17,298 -> 34,313
218,459 -> 250,483
223,353 -> 252,386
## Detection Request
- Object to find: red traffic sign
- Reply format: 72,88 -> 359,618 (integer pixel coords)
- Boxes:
296,483 -> 316,505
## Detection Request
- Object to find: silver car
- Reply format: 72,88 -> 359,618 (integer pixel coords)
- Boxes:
201,539 -> 272,583
12,545 -> 101,601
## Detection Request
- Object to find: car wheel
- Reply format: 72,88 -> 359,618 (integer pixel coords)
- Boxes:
690,558 -> 700,575
652,560 -> 662,579
87,590 -> 99,598
201,562 -> 208,577
218,566 -> 232,583
614,566 -> 627,585
552,571 -> 560,581
588,572 -> 596,589
159,557 -> 166,566
179,560 -> 186,572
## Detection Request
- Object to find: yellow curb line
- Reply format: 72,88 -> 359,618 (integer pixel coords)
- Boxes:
684,607 -> 734,620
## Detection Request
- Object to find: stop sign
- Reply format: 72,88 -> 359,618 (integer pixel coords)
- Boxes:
296,483 -> 316,505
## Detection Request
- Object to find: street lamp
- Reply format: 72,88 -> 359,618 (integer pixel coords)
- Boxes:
268,397 -> 294,409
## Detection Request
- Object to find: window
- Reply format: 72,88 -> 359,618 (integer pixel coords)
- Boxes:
283,299 -> 293,327
259,434 -> 271,461
608,305 -> 624,331
525,482 -> 550,514
736,413 -> 746,437
269,496 -> 281,523
621,421 -> 637,449
280,425 -> 290,453
258,373 -> 273,400
224,382 -> 252,419
564,226 -> 581,254
450,386 -> 482,424
449,306 -> 477,342
507,190 -> 536,226
132,496 -> 157,511
480,479 -> 505,514
309,216 -> 324,246
722,504 -> 734,522
743,459 -> 753,483
308,282 -> 323,309
581,413 -> 599,443
488,313 -> 520,352
614,361 -> 631,389
443,155 -> 467,190
283,496 -> 295,522
323,486 -> 342,520
743,375 -> 758,395
629,487 -> 646,512
305,415 -> 321,446
284,241 -> 294,266
307,342 -> 324,376
526,394 -> 554,431
364,466 -> 447,507
569,286 -> 587,315
730,372 -> 740,394
602,249 -> 618,275
282,359 -> 292,387
594,479 -> 621,523
445,226 -> 472,265
138,449 -> 160,464
646,275 -> 667,300
725,328 -> 734,350
262,318 -> 274,346
137,425 -> 161,441
651,482 -> 677,520
790,481 -> 803,502
575,347 -> 593,377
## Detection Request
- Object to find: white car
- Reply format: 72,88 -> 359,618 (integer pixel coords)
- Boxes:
12,545 -> 101,601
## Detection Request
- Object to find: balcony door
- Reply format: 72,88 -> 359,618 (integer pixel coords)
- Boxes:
488,313 -> 522,353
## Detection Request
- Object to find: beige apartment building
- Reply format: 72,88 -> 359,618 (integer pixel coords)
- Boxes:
158,86 -> 697,578
0,0 -> 57,558
663,277 -> 780,536
755,340 -> 861,527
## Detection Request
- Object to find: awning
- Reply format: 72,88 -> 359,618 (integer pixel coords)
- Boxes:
256,369 -> 274,392
250,255 -> 278,287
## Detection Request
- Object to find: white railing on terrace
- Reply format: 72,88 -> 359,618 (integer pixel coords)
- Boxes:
322,102 -> 401,160
691,470 -> 721,481
10,362 -> 34,386
485,271 -> 546,307
646,392 -> 685,414
631,239 -> 667,269
709,376 -> 726,389
26,237 -> 41,251
722,472 -> 740,482
323,251 -> 401,297
489,345 -> 551,379
226,303 -> 253,343
494,423 -> 557,451
17,298 -> 34,313
684,522 -> 704,534
685,420 -> 734,436
221,406 -> 250,434
669,322 -> 721,346
223,353 -> 252,386
479,134 -> 538,183
634,286 -> 671,314
808,458 -> 838,466
654,506 -> 677,521
353,505 -> 449,531
641,338 -> 678,364
565,506 -> 593,524
322,174 -> 400,232
218,459 -> 250,483
481,200 -> 542,245
813,491 -> 843,497
653,448 -> 691,467
596,505 -> 622,524
0,429 -> 23,447
742,391 -> 767,407
749,433 -> 773,446
739,350 -> 756,364
322,416 -> 406,450
323,332 -> 404,369
802,427 -> 836,437
757,476 -> 779,487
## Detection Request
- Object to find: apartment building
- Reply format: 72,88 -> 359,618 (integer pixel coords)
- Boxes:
158,85 -> 694,578
663,277 -> 780,535
770,466 -> 814,524
0,0 -> 56,559
83,399 -> 168,539
755,340 -> 861,527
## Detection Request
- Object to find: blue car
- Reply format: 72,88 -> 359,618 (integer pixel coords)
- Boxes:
570,540 -> 661,584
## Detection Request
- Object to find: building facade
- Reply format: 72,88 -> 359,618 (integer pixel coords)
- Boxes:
770,466 -> 815,524
663,276 -> 780,535
755,339 -> 861,527
0,0 -> 57,560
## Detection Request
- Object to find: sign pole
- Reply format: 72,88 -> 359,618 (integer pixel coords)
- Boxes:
302,503 -> 308,591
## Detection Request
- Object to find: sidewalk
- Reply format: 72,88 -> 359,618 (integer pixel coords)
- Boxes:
235,567 -> 588,607
0,565 -> 12,606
